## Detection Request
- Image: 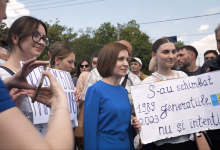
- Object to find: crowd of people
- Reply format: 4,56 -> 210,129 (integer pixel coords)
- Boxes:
1,0 -> 220,150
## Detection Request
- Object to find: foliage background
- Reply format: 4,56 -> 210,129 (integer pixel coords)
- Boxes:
0,19 -> 184,75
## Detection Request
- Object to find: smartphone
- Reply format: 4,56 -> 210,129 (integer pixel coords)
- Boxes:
166,36 -> 177,43
32,66 -> 47,103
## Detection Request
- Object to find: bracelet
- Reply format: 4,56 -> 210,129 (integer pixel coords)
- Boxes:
50,107 -> 69,116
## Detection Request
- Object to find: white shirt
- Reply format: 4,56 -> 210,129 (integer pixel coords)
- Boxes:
0,59 -> 6,66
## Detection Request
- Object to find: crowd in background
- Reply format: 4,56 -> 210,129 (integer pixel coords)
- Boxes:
1,0 -> 220,150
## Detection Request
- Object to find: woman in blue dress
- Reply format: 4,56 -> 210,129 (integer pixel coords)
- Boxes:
84,42 -> 134,150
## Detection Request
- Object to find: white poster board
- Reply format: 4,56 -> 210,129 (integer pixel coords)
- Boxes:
131,71 -> 220,144
24,66 -> 78,133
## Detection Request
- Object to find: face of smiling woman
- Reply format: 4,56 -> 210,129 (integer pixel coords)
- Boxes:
153,42 -> 177,69
18,24 -> 47,59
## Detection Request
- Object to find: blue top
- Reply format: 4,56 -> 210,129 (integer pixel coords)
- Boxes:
84,80 -> 134,150
0,79 -> 16,112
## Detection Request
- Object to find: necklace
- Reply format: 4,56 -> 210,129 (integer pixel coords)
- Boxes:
8,60 -> 20,71
153,71 -> 179,81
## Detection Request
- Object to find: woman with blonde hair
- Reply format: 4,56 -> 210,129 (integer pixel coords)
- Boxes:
49,42 -> 75,73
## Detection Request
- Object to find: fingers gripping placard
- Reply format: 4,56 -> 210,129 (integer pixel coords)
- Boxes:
131,71 -> 220,144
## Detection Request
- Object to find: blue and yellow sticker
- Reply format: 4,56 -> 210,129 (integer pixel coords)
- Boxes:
210,94 -> 220,106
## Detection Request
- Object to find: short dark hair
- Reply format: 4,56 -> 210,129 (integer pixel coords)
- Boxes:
178,45 -> 198,59
97,42 -> 128,78
7,16 -> 47,51
152,37 -> 171,53
130,58 -> 141,66
215,23 -> 220,39
204,50 -> 218,58
90,51 -> 99,66
76,58 -> 90,77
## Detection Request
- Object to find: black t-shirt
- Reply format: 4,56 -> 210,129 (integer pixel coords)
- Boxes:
177,66 -> 202,76
200,55 -> 220,141
200,55 -> 220,74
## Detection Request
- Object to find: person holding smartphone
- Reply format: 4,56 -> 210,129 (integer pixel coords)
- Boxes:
0,15 -> 50,134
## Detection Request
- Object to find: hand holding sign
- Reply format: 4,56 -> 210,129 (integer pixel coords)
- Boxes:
131,71 -> 220,144
132,117 -> 141,131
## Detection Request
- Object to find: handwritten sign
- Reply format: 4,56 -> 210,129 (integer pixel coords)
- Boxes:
130,71 -> 220,144
25,66 -> 78,128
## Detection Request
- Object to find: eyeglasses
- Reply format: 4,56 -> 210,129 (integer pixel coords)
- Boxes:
32,32 -> 49,46
80,65 -> 89,68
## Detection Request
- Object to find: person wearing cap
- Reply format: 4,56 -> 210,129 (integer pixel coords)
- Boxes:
130,57 -> 147,81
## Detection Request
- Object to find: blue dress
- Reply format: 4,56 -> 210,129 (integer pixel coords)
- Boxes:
84,80 -> 134,150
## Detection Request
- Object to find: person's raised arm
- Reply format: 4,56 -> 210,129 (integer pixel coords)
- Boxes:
0,71 -> 73,150
148,57 -> 157,73
43,71 -> 73,149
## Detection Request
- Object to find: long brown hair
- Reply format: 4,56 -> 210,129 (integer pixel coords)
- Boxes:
49,42 -> 74,68
7,16 -> 47,51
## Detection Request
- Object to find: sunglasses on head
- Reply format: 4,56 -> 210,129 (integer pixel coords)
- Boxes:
80,65 -> 89,68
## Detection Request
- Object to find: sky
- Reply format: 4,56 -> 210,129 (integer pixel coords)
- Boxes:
4,0 -> 220,65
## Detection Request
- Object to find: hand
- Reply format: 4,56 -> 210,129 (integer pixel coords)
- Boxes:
74,87 -> 81,101
41,71 -> 67,109
132,117 -> 141,132
9,88 -> 28,105
3,57 -> 49,90
74,127 -> 84,146
28,87 -> 52,107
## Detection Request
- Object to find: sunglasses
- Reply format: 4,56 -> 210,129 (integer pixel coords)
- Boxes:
80,65 -> 89,68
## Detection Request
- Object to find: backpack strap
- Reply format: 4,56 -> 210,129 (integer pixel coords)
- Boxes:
121,74 -> 128,88
0,66 -> 15,76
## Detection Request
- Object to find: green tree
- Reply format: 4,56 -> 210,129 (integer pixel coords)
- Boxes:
37,19 -> 152,75
175,41 -> 185,49
93,22 -> 117,45
38,19 -> 77,60
120,20 -> 152,75
72,34 -> 98,63
72,22 -> 117,66
0,22 -> 9,40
